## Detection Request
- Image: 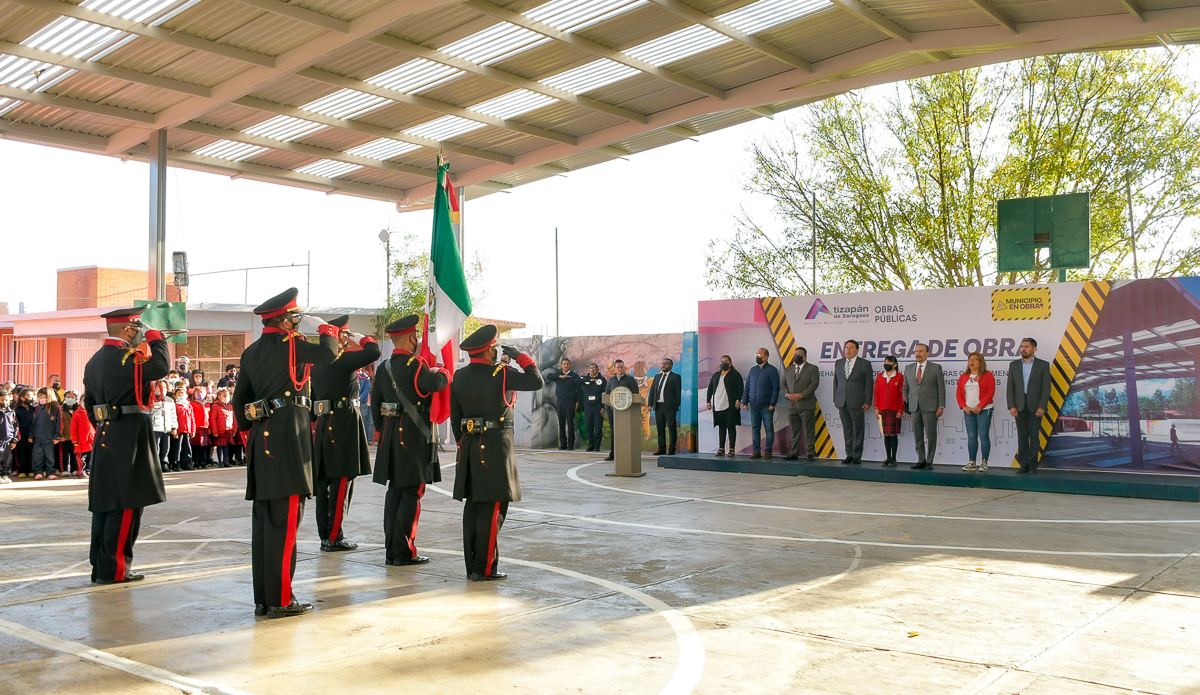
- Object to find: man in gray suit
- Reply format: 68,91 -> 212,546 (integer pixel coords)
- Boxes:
1007,337 -> 1052,474
903,343 -> 945,469
783,346 -> 820,461
833,339 -> 873,464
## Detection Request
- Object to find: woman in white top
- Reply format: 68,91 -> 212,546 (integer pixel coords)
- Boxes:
706,356 -> 744,456
956,352 -> 996,472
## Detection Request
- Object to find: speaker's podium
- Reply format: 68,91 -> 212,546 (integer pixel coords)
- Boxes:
602,386 -> 645,477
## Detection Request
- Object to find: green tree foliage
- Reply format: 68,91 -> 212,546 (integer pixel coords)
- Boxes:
707,49 -> 1200,297
373,232 -> 487,339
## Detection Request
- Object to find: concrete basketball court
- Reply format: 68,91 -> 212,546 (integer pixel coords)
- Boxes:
3,450 -> 1200,695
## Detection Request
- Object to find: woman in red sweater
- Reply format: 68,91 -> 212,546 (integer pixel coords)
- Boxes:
190,390 -> 211,469
956,352 -> 996,472
210,387 -> 236,468
173,387 -> 196,471
873,355 -> 905,466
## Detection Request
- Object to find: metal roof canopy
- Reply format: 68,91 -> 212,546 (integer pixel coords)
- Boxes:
1,0 -> 1199,210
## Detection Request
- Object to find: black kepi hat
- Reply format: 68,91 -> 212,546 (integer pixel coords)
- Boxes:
101,306 -> 145,325
253,288 -> 300,319
328,315 -> 350,329
384,314 -> 420,337
461,324 -> 499,355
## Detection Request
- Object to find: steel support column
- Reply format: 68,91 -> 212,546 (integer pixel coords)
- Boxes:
149,129 -> 168,301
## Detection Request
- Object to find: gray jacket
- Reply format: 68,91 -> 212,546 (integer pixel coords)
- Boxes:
784,361 -> 820,411
833,357 -> 873,409
1006,357 -> 1052,413
903,360 -> 946,412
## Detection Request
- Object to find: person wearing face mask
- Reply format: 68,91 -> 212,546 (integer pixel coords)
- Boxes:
873,355 -> 905,466
604,359 -> 640,463
579,364 -> 607,451
706,356 -> 743,456
0,390 -> 18,484
82,306 -> 171,585
311,315 -> 380,554
70,390 -> 95,478
48,375 -> 65,404
784,347 -> 821,461
14,389 -> 36,477
210,388 -> 236,467
30,387 -> 62,480
150,381 -> 179,472
59,391 -> 81,476
833,339 -> 873,465
190,389 -> 212,468
233,288 -> 339,619
647,358 -> 682,456
172,388 -> 196,472
742,348 -> 781,460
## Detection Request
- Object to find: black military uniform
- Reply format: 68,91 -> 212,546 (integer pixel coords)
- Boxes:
580,370 -> 607,451
551,365 -> 581,450
371,315 -> 449,566
232,288 -> 339,618
82,307 -> 171,584
310,315 -> 380,551
450,325 -> 543,580
605,369 -> 641,462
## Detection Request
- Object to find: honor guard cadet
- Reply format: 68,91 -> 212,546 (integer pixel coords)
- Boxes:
82,307 -> 171,584
371,314 -> 449,566
450,325 -> 543,581
233,288 -> 339,619
310,315 -> 380,552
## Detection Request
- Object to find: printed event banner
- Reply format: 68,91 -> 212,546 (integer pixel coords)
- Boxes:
699,279 -> 1200,473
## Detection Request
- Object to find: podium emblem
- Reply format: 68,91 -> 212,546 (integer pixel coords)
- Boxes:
610,386 -> 634,411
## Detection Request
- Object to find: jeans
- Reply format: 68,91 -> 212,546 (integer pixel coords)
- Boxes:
749,405 -> 775,453
964,408 -> 993,462
359,404 -> 375,441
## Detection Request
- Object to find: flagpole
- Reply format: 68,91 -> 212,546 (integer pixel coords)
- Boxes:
456,185 -> 466,355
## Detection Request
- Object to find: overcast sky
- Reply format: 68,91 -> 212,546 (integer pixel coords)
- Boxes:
0,113 -> 780,337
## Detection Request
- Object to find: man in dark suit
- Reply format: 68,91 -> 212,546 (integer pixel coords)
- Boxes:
551,358 -> 582,450
903,344 -> 946,469
647,357 -> 682,455
1007,337 -> 1052,474
783,347 -> 820,461
833,339 -> 873,464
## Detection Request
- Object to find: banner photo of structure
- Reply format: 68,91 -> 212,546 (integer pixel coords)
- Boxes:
698,278 -> 1200,474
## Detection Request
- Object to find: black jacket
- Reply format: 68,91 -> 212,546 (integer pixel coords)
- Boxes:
550,368 -> 582,404
647,370 -> 682,412
579,373 -> 607,408
232,328 -> 339,501
14,403 -> 34,443
371,350 -> 450,488
311,338 -> 381,481
82,336 -> 171,512
706,368 -> 744,426
604,374 -> 640,414
451,357 -> 544,503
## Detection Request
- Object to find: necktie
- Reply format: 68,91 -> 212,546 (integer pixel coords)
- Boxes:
845,359 -> 852,378
917,364 -> 924,384
660,373 -> 668,400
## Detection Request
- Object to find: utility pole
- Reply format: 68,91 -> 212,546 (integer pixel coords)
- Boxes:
306,250 -> 311,305
1126,175 -> 1140,279
810,191 -> 817,294
555,227 -> 560,336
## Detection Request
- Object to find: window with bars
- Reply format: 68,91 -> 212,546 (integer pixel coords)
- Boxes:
175,334 -> 245,382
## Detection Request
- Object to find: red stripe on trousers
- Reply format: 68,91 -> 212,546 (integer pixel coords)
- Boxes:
329,478 -> 349,543
407,484 -> 425,557
114,509 -> 133,581
485,502 -> 500,576
282,495 -> 299,607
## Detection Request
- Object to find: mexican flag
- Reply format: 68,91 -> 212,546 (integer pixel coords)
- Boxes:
421,161 -> 471,423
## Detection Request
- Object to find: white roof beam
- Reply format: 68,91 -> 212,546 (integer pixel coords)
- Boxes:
6,0 -> 276,67
964,0 -> 1018,33
462,0 -> 727,99
297,67 -> 577,145
1116,0 -> 1146,21
0,41 -> 211,97
643,0 -> 811,71
827,0 -> 911,42
0,119 -> 108,152
227,0 -> 350,33
369,34 -> 648,124
101,0 -> 467,155
176,122 -> 435,178
0,83 -> 155,122
232,95 -> 514,164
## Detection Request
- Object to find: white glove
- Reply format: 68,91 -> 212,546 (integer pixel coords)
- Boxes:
298,315 -> 328,334
345,331 -> 366,344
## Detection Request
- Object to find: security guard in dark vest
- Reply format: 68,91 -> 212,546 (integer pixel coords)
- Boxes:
82,307 -> 171,584
371,314 -> 449,566
450,325 -> 543,580
310,315 -> 380,552
233,288 -> 339,619
580,364 -> 607,451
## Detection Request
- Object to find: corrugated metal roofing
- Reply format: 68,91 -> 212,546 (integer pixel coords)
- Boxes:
1,0 -> 1194,206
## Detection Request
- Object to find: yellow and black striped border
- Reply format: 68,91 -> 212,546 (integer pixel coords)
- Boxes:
1016,281 -> 1111,466
761,297 -> 839,458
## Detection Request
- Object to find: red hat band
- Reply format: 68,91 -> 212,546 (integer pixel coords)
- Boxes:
260,299 -> 299,320
464,339 -> 497,355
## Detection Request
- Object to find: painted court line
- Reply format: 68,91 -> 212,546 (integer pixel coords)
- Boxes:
567,463 -> 1200,524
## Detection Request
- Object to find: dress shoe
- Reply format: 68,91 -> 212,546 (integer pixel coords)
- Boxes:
842,456 -> 852,464
749,452 -> 761,459
267,601 -> 313,619
469,572 -> 507,581
783,455 -> 798,461
1015,468 -> 1030,474
653,449 -> 666,456
848,458 -> 861,464
95,572 -> 145,585
668,450 -> 676,456
604,455 -> 614,461
762,451 -> 772,460
321,539 -> 358,552
254,604 -> 267,617
806,454 -> 815,461
390,555 -> 430,565
911,462 -> 932,470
